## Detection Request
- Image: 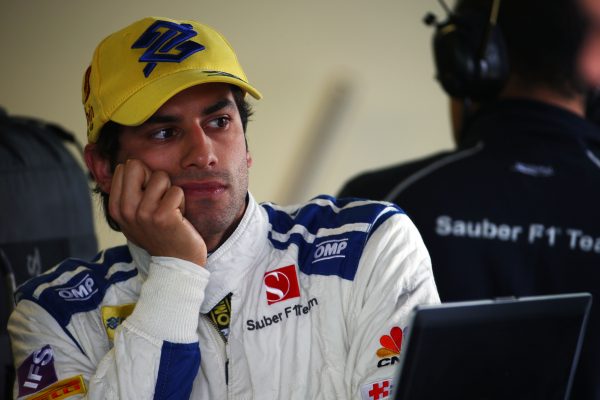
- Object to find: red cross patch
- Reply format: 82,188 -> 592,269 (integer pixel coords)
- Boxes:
361,379 -> 392,400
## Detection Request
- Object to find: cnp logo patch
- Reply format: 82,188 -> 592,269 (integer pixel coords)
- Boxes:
263,264 -> 300,305
132,20 -> 205,77
376,326 -> 403,368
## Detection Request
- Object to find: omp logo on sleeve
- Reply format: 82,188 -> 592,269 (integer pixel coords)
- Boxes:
102,303 -> 136,341
132,20 -> 205,77
263,264 -> 300,305
312,238 -> 348,263
361,379 -> 392,400
376,326 -> 403,368
55,273 -> 97,301
25,375 -> 86,400
17,345 -> 57,397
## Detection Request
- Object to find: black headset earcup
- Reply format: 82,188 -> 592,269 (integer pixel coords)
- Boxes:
433,21 -> 478,99
432,15 -> 509,101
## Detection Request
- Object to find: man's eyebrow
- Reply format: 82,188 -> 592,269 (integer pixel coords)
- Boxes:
143,98 -> 235,125
144,115 -> 179,125
203,99 -> 235,116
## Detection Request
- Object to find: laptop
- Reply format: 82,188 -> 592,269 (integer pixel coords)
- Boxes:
391,293 -> 592,400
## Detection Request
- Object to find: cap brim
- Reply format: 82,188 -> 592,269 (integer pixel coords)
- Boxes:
111,69 -> 262,127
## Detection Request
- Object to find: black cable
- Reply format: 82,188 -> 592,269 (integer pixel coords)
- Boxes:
437,0 -> 452,16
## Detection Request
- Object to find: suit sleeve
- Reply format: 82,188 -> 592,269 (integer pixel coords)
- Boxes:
345,212 -> 440,399
8,257 -> 209,399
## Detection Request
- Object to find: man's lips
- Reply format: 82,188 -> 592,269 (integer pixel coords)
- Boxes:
178,181 -> 228,195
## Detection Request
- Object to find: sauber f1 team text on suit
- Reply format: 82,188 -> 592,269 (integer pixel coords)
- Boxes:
8,194 -> 439,400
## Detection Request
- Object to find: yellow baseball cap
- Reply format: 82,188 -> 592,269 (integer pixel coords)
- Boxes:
82,16 -> 262,143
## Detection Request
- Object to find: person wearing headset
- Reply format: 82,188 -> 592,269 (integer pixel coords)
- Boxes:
338,0 -> 600,398
7,16 -> 439,400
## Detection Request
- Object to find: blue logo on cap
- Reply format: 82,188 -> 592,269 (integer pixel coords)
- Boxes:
132,20 -> 206,77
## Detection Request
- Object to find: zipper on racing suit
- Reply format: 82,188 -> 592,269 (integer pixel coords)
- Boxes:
203,293 -> 233,386
202,313 -> 230,385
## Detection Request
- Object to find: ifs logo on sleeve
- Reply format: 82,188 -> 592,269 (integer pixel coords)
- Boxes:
263,264 -> 300,305
17,345 -> 57,397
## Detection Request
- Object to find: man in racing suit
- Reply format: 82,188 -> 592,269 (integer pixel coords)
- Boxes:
338,0 -> 600,398
8,16 -> 439,400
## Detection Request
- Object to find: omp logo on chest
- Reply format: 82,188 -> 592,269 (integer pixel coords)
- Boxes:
312,238 -> 348,263
55,274 -> 97,301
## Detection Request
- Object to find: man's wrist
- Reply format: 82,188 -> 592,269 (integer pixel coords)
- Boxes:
125,258 -> 210,342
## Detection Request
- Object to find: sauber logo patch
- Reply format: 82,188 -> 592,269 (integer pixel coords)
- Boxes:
25,375 -> 86,400
361,379 -> 392,400
263,264 -> 300,305
17,345 -> 57,397
376,326 -> 403,368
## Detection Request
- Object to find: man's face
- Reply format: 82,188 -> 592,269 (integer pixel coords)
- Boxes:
115,83 -> 252,242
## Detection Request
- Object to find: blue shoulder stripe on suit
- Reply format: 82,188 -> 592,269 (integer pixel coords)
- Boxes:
15,245 -> 137,328
262,195 -> 403,281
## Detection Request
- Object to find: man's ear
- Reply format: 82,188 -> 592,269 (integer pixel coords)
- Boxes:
84,144 -> 113,193
580,33 -> 600,88
580,0 -> 600,88
246,151 -> 253,168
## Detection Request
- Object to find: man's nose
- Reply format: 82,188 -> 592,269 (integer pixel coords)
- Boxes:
180,124 -> 218,169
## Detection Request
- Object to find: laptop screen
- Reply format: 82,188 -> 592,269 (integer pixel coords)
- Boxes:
391,293 -> 592,400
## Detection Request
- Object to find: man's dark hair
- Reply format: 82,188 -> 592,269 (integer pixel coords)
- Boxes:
456,0 -> 591,97
93,85 -> 253,231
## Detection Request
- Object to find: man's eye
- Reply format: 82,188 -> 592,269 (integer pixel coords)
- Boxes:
151,128 -> 174,140
207,117 -> 230,129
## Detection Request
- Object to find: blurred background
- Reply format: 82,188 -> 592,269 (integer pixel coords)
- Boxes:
1,0 -> 453,249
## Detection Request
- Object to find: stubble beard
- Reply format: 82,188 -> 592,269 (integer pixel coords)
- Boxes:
182,162 -> 249,248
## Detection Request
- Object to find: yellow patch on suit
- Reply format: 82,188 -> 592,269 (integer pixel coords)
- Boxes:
101,303 -> 135,340
25,375 -> 86,400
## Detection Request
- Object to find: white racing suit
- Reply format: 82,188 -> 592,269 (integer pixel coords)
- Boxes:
8,194 -> 439,399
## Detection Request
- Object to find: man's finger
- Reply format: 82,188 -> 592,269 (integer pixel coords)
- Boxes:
137,171 -> 172,221
108,163 -> 124,223
139,160 -> 152,189
155,186 -> 186,222
119,159 -> 152,221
